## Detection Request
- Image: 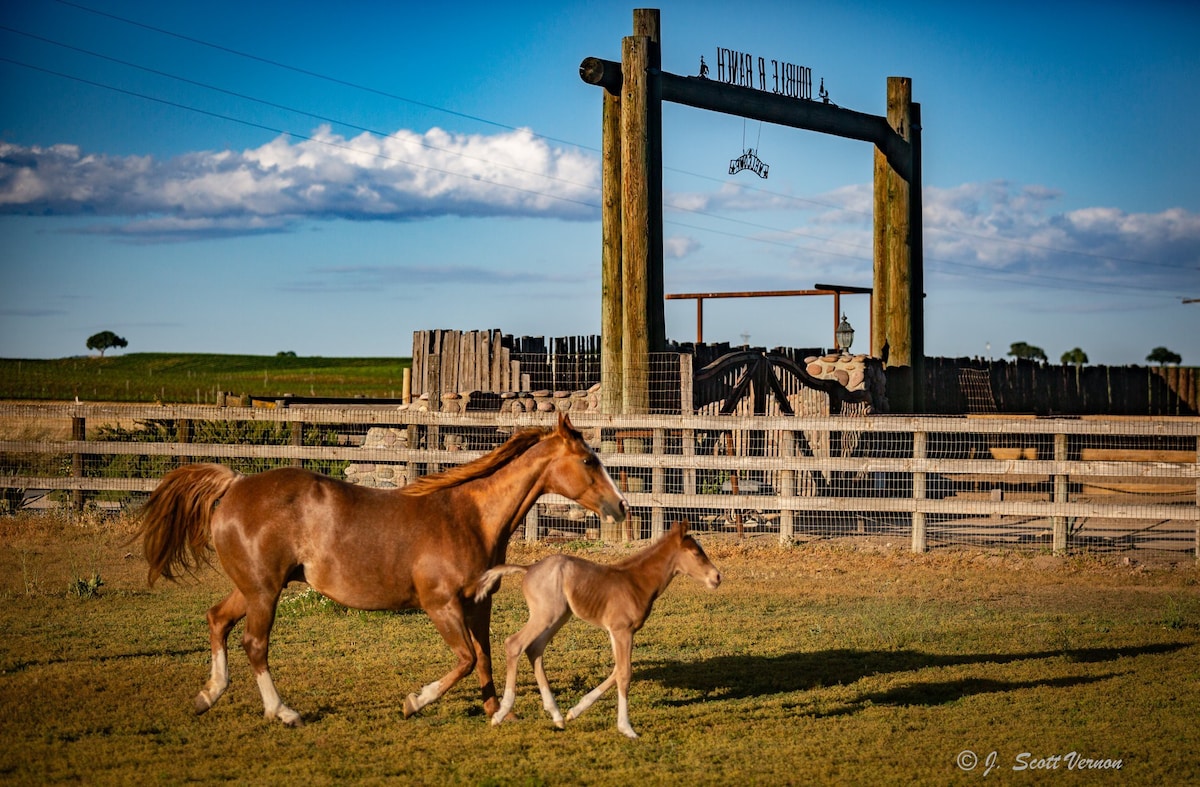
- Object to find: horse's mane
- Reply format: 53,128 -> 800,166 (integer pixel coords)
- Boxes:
402,425 -> 552,495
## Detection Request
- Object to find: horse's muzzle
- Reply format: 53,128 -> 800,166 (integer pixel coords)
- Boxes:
604,497 -> 630,523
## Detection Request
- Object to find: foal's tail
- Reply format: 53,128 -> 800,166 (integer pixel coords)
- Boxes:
470,564 -> 528,603
136,463 -> 239,586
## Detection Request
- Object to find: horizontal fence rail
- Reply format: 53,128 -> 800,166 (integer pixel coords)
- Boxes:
2,403 -> 1197,560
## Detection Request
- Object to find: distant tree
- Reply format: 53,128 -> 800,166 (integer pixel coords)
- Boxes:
276,350 -> 297,358
86,330 -> 128,357
1060,347 -> 1088,367
1007,341 -> 1047,362
1146,346 -> 1182,366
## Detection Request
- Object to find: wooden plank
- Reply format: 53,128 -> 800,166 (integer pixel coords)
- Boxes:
1080,448 -> 1196,463
4,403 -> 1199,436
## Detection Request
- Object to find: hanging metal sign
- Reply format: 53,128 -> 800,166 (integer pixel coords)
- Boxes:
707,47 -> 813,100
729,149 -> 768,178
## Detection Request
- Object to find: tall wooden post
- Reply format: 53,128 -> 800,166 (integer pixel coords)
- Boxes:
909,102 -> 924,411
633,8 -> 666,355
873,76 -> 918,412
621,33 -> 651,414
600,86 -> 624,414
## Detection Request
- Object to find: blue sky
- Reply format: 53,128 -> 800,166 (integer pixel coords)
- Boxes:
1,0 -> 1197,366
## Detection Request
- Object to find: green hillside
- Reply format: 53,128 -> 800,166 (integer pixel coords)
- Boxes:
0,354 -> 411,403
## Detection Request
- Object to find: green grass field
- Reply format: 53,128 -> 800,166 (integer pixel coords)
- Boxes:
0,354 -> 411,404
2,511 -> 1197,784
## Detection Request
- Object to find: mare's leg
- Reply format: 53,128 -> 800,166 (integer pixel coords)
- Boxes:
466,596 -> 499,718
194,588 -> 246,715
242,591 -> 302,727
403,598 -> 477,718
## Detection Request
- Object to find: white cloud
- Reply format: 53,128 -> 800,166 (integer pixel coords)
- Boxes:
0,127 -> 600,239
759,180 -> 1199,293
664,235 -> 701,259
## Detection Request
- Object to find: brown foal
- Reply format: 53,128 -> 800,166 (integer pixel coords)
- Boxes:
474,520 -> 721,738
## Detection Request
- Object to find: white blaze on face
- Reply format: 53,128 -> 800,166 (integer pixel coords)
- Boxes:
592,447 -> 627,523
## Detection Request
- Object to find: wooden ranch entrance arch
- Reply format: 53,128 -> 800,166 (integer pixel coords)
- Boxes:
581,8 -> 923,413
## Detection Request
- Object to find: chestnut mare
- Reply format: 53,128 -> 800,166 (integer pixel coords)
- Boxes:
474,519 -> 721,738
137,412 -> 627,727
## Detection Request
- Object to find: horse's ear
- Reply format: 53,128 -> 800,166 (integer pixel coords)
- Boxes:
557,411 -> 574,434
671,519 -> 689,537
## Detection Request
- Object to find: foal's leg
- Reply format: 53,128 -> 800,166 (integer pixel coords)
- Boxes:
194,588 -> 246,715
242,591 -> 303,727
609,628 -> 638,739
526,616 -> 571,728
565,672 -> 616,723
566,628 -> 638,738
493,610 -> 570,728
403,599 -> 477,718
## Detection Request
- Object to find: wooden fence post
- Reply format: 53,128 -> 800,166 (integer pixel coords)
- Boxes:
911,430 -> 927,552
524,506 -> 540,543
679,353 -> 693,416
291,421 -> 304,468
650,427 -> 665,539
779,430 -> 796,544
177,419 -> 191,469
71,416 -> 85,511
1053,432 -> 1069,553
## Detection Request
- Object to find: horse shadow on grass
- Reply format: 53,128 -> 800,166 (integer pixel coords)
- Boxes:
637,642 -> 1191,716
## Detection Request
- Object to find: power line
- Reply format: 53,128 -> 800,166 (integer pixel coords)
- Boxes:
51,0 -> 1190,274
3,18 -> 1193,300
2,53 -> 1186,303
46,0 -> 1199,277
49,0 -> 593,155
0,24 -> 602,197
0,55 -> 602,215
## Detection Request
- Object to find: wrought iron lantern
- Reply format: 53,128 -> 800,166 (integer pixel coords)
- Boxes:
836,314 -> 855,353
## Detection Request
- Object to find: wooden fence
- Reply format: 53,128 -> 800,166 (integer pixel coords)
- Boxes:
408,331 -> 1198,416
411,330 -> 603,396
2,403 -> 1196,560
921,358 -> 1200,416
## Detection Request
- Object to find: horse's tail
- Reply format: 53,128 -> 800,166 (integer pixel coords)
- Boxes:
137,463 -> 239,586
470,564 -> 528,603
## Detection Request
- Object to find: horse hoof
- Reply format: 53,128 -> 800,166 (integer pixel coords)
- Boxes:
554,719 -> 565,730
193,695 -> 212,715
283,715 -> 305,728
403,694 -> 420,718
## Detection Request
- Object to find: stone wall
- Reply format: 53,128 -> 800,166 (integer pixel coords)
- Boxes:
801,352 -> 888,414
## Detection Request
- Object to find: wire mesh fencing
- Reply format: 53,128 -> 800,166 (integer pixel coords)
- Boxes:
1,402 -> 1196,562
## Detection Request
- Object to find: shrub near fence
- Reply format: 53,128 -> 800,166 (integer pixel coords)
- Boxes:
1,402 -> 1197,562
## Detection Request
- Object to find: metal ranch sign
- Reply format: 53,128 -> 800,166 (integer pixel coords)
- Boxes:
710,47 -> 813,100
